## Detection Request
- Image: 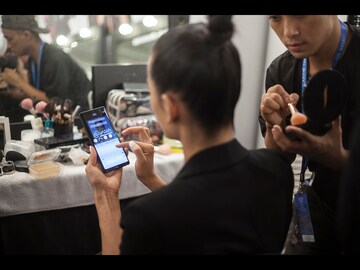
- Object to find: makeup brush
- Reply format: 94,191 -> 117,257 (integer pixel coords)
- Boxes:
35,101 -> 49,119
288,103 -> 308,126
20,98 -> 37,115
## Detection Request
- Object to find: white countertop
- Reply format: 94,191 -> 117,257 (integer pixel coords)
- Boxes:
0,152 -> 184,217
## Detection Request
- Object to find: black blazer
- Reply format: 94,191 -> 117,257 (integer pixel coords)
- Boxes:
120,139 -> 294,254
338,115 -> 360,254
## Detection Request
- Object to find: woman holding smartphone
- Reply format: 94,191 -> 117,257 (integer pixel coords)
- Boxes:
85,15 -> 294,255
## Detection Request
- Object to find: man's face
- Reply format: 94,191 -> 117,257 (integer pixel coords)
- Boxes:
2,29 -> 28,57
268,15 -> 336,59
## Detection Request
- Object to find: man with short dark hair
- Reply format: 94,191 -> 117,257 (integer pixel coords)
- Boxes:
259,15 -> 360,254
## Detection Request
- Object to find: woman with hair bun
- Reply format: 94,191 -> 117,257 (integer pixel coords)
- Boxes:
86,15 -> 294,255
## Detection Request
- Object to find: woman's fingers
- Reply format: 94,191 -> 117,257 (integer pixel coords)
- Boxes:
121,126 -> 152,144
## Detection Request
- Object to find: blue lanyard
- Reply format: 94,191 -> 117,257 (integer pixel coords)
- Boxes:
301,20 -> 347,114
300,20 -> 347,183
31,41 -> 44,90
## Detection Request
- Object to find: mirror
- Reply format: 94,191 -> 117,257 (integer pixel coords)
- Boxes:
0,15 -> 189,126
43,15 -> 171,78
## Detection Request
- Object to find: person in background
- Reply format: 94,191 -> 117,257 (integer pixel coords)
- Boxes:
259,15 -> 360,254
0,15 -> 90,114
0,52 -> 29,122
85,15 -> 294,255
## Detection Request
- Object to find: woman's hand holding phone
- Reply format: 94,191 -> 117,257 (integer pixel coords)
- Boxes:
85,146 -> 123,194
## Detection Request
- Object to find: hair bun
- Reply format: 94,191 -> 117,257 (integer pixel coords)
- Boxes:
208,15 -> 234,44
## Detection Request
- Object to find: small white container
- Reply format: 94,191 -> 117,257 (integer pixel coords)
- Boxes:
21,129 -> 42,151
21,129 -> 41,142
23,114 -> 35,122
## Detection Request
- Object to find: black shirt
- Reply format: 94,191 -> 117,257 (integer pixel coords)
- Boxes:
120,139 -> 294,254
338,116 -> 360,254
27,42 -> 91,111
260,23 -> 360,211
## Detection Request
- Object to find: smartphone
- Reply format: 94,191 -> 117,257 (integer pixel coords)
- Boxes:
79,106 -> 129,172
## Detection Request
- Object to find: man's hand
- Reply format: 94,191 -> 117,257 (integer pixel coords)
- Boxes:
2,67 -> 23,88
270,116 -> 349,169
261,84 -> 299,127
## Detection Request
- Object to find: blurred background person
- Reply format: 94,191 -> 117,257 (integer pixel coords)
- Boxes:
0,15 -> 90,116
0,46 -> 30,121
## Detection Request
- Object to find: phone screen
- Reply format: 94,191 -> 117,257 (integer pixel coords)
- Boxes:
80,107 -> 129,172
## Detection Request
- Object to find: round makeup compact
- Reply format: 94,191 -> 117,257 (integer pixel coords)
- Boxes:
301,69 -> 346,136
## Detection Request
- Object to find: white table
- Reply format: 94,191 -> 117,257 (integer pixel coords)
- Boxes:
0,152 -> 184,217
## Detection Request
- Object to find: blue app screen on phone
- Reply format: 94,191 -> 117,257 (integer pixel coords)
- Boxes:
86,115 -> 128,171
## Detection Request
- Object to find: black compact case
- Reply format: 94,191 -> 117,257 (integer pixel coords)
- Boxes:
286,69 -> 346,139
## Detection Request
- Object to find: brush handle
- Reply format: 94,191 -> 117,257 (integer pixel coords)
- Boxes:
288,103 -> 296,115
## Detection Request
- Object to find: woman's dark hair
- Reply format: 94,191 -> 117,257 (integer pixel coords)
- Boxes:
150,15 -> 241,134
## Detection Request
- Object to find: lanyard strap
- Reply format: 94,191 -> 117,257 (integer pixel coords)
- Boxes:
301,20 -> 347,114
300,20 -> 347,183
300,157 -> 309,185
31,41 -> 44,90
